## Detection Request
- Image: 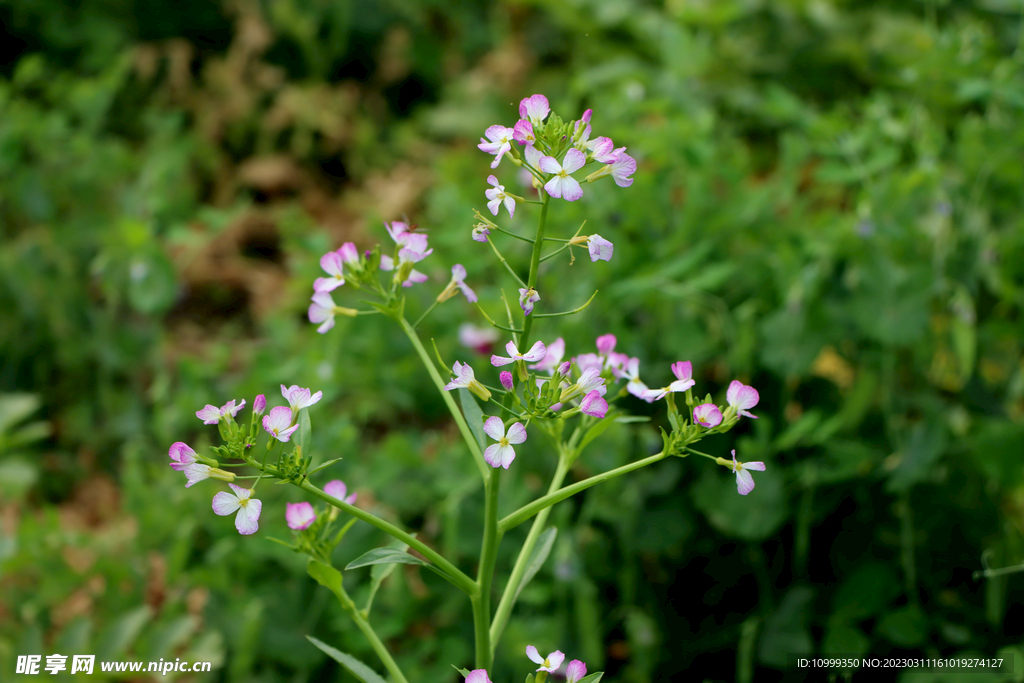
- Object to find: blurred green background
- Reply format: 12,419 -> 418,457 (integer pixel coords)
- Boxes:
2,0 -> 1024,681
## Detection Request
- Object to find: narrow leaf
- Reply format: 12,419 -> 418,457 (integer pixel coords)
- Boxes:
513,526 -> 557,603
365,537 -> 412,615
578,412 -> 620,452
307,560 -> 345,602
306,636 -> 388,683
459,389 -> 486,451
308,457 -> 343,477
346,547 -> 429,571
578,673 -> 604,683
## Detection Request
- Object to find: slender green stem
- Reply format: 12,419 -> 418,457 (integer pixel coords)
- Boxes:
488,236 -> 528,287
520,195 -> 549,347
490,451 -> 570,650
400,317 -> 490,480
412,298 -> 441,328
332,581 -> 410,683
499,451 -> 668,533
489,222 -> 535,243
475,468 -> 502,670
532,290 -> 598,318
299,479 -> 479,596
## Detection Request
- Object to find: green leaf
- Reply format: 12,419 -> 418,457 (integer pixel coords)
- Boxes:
306,636 -> 388,683
578,673 -> 604,683
365,537 -> 412,616
308,457 -> 343,477
822,623 -> 869,659
578,412 -> 620,453
0,393 -> 41,434
758,587 -> 813,668
453,665 -> 472,678
876,605 -> 928,647
96,606 -> 153,660
458,389 -> 486,451
298,408 -> 312,456
306,559 -> 345,602
513,526 -> 557,603
346,547 -> 429,571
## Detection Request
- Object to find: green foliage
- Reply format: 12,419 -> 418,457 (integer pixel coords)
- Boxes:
3,0 -> 1024,681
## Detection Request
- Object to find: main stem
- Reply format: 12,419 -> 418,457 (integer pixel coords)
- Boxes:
519,194 -> 549,348
474,467 -> 502,670
489,449 -> 570,650
475,192 -> 550,664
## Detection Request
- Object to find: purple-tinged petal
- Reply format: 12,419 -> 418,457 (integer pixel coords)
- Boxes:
482,416 -> 505,441
490,354 -> 516,367
169,442 -> 197,467
560,176 -> 584,202
235,497 -> 262,535
561,148 -> 586,174
745,461 -> 767,472
513,119 -> 535,145
184,463 -> 211,487
253,394 -> 266,415
672,361 -> 693,382
212,490 -> 241,516
581,391 -> 609,418
526,646 -> 543,665
320,251 -> 345,277
324,480 -> 349,501
693,403 -> 723,428
286,502 -> 316,530
566,660 -> 588,683
521,341 -> 547,363
736,469 -> 755,495
498,444 -> 516,469
611,152 -> 636,187
466,670 -> 492,683
587,234 -> 614,261
196,405 -> 221,425
596,334 -> 617,355
547,651 -> 565,671
505,422 -> 528,445
538,155 -> 562,175
483,443 -> 503,468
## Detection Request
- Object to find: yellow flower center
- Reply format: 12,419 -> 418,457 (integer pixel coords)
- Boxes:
558,170 -> 568,178
499,437 -> 509,448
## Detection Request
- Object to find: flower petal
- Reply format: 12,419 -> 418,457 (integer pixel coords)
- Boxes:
212,491 -> 241,516
526,646 -> 544,665
538,155 -> 562,175
736,469 -> 755,495
521,341 -> 547,363
483,443 -> 503,468
561,149 -> 586,174
235,498 -> 262,535
482,416 -> 505,441
505,422 -> 528,444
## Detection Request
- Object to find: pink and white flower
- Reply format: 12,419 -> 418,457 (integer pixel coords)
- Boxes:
518,287 -> 540,316
491,340 -> 547,367
184,463 -> 213,488
566,660 -> 588,683
459,323 -> 499,353
729,449 -> 766,495
308,291 -> 348,334
588,137 -> 624,164
573,108 -> 593,147
324,479 -> 358,505
472,224 -> 491,242
640,361 -> 696,402
529,337 -> 565,373
485,175 -> 516,218
526,646 -> 564,673
482,416 -> 527,469
253,394 -> 267,415
575,352 -> 604,375
587,234 -> 614,262
596,334 -> 617,355
466,671 -> 492,683
513,119 -> 536,146
443,361 -> 492,402
587,151 -> 636,188
286,502 -> 316,530
314,251 -> 346,293
619,357 -> 650,398
196,399 -> 246,425
281,384 -> 323,412
262,406 -> 300,442
581,390 -> 609,418
693,403 -> 723,428
380,254 -> 429,287
169,442 -> 198,471
519,94 -> 550,126
439,264 -> 477,303
540,149 -> 586,202
726,380 -> 760,419
478,125 -> 515,168
212,483 -> 263,535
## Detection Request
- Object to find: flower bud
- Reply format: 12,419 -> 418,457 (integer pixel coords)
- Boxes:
500,371 -> 514,391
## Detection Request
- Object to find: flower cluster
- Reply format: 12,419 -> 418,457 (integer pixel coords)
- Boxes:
167,383 -> 362,536
465,647 -> 588,683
